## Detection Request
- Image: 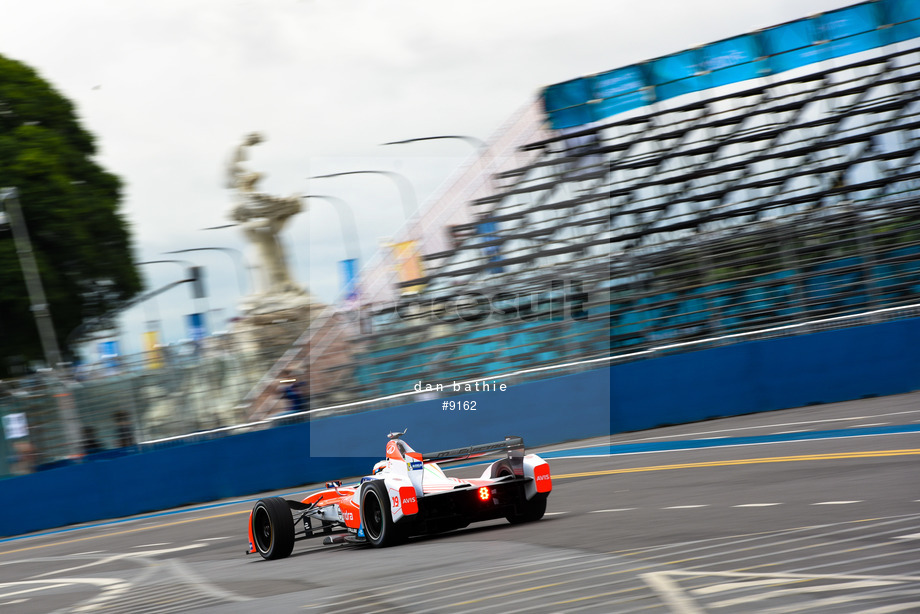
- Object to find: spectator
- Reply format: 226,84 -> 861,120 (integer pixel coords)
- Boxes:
82,425 -> 103,456
10,440 -> 37,475
279,370 -> 310,414
114,410 -> 135,448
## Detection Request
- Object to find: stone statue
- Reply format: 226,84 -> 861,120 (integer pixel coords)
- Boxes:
226,132 -> 305,300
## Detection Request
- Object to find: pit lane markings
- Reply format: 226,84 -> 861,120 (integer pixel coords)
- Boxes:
552,448 -> 920,480
303,550 -> 659,611
644,571 -> 920,613
623,515 -> 920,580
625,517 -> 920,612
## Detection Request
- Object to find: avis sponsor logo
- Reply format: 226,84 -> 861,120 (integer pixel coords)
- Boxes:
536,473 -> 550,481
402,496 -> 417,504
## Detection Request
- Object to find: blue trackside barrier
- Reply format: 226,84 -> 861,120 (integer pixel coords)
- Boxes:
0,422 -> 376,538
1,316 -> 918,538
611,317 -> 920,432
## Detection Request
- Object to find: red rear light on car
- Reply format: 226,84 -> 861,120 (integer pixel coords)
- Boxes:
478,487 -> 490,501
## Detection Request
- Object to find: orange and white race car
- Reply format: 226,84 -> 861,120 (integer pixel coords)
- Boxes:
246,432 -> 552,559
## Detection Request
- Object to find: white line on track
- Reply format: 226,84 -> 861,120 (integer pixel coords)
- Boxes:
854,423 -> 890,428
733,503 -> 783,507
812,501 -> 863,505
771,430 -> 809,435
132,543 -> 170,548
663,505 -> 709,509
893,533 -> 920,540
0,583 -> 73,600
544,512 -> 567,516
862,601 -> 920,613
194,537 -> 231,542
589,508 -> 636,513
642,572 -> 705,614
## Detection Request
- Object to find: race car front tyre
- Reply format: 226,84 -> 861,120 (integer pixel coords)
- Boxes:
251,497 -> 295,560
360,480 -> 405,547
506,493 -> 547,524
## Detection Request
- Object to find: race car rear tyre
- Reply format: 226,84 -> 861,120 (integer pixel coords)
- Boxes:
506,493 -> 547,524
491,459 -> 517,479
495,461 -> 547,524
251,497 -> 295,560
360,480 -> 404,547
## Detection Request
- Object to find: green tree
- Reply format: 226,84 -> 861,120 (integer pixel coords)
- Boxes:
0,54 -> 141,373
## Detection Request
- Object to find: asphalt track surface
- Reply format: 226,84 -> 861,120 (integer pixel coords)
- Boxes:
1,392 -> 919,613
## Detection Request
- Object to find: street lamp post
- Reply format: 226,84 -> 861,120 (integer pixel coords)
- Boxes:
310,170 -> 417,220
304,194 -> 364,306
1,187 -> 81,458
165,247 -> 251,295
304,194 -> 362,263
381,135 -> 486,151
0,187 -> 63,368
381,133 -> 496,193
138,259 -> 210,341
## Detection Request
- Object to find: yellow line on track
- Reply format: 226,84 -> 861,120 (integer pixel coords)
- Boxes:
553,449 -> 920,480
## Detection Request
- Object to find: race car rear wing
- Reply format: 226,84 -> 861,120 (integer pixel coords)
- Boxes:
422,436 -> 525,475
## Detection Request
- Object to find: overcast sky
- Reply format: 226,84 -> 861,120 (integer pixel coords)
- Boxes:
1,0 -> 852,358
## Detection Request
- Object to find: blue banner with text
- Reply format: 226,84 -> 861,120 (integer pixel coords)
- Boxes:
543,0 -> 920,130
